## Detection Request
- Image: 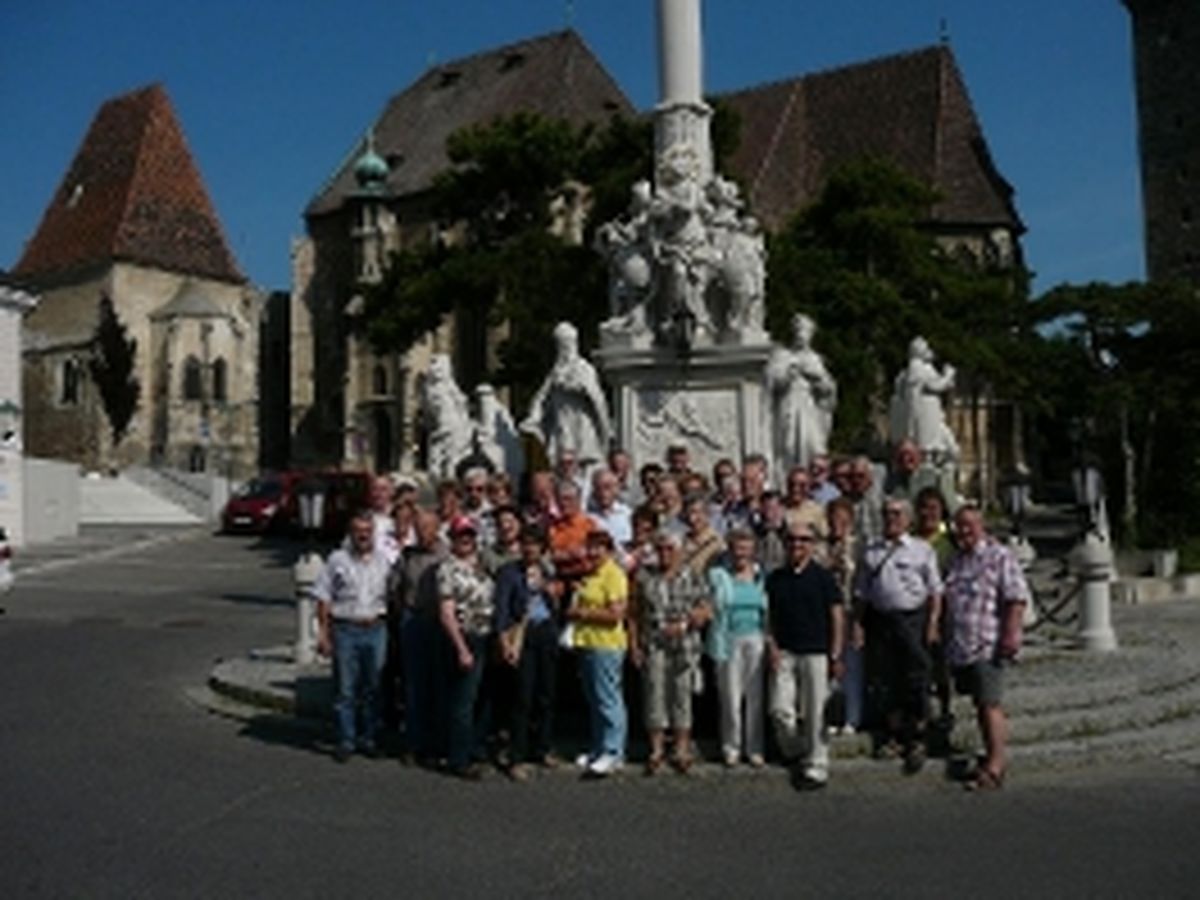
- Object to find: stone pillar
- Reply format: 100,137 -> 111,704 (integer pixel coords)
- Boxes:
654,0 -> 712,184
656,0 -> 703,105
1072,533 -> 1118,653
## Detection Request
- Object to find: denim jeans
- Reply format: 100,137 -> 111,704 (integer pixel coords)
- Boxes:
578,649 -> 627,760
401,612 -> 436,758
332,620 -> 387,751
446,632 -> 488,770
510,619 -> 559,763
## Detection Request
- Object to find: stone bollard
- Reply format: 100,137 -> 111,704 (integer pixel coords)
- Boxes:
1071,533 -> 1118,652
293,552 -> 324,665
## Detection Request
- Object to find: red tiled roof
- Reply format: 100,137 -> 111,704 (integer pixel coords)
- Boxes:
718,45 -> 1023,233
307,30 -> 635,218
14,84 -> 244,284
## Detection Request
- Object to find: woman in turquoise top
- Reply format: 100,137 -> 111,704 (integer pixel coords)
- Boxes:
707,526 -> 768,767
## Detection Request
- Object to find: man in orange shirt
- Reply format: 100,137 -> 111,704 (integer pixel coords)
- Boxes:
550,480 -> 593,589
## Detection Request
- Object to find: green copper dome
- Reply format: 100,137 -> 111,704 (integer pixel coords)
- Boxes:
353,131 -> 389,189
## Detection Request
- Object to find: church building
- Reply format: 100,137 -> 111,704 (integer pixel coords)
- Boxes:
13,84 -> 262,476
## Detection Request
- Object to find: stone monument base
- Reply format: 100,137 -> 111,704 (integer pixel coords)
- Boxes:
596,341 -> 774,475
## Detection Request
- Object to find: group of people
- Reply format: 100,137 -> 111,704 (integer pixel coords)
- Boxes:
311,438 -> 1030,792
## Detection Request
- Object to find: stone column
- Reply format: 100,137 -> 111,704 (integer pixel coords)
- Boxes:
656,0 -> 703,105
654,0 -> 712,183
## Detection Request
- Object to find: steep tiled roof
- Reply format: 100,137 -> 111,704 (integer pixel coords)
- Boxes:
306,30 -> 634,218
718,45 -> 1023,233
13,84 -> 244,285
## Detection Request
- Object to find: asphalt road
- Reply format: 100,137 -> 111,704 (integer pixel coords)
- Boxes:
2,532 -> 1199,899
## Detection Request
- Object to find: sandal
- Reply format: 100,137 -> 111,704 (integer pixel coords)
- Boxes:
671,754 -> 694,775
965,768 -> 1005,792
644,755 -> 665,776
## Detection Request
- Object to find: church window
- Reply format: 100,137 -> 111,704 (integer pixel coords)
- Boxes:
59,358 -> 81,406
212,358 -> 228,404
183,356 -> 204,401
373,363 -> 389,396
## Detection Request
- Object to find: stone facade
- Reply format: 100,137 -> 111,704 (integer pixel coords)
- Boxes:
12,84 -> 260,477
1124,0 -> 1200,283
22,264 -> 260,475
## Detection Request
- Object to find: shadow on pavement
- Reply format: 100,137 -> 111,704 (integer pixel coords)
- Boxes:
220,591 -> 295,608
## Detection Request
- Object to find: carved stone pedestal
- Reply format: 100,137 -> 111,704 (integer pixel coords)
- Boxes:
596,341 -> 774,474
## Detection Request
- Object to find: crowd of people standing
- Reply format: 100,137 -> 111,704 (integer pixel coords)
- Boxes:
311,438 -> 1030,791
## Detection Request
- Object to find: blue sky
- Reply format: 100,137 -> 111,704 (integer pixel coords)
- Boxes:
0,0 -> 1143,293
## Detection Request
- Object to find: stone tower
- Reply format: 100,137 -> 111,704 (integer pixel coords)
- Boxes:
1124,0 -> 1200,283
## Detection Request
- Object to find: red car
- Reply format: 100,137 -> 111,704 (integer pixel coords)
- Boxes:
221,475 -> 293,534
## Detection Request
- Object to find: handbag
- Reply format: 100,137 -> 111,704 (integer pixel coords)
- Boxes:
824,681 -> 847,730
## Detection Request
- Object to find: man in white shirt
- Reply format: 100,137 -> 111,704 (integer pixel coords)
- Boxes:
588,468 -> 632,548
314,509 -> 392,762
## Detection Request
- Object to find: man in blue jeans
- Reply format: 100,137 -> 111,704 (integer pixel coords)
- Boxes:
315,509 -> 393,762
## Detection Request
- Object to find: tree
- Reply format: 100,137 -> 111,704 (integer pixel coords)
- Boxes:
766,157 -> 1031,450
88,295 -> 140,447
1028,280 -> 1200,549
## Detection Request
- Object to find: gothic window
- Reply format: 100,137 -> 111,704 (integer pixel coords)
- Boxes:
59,358 -> 81,407
212,358 -> 228,404
372,363 -> 388,397
182,356 -> 204,401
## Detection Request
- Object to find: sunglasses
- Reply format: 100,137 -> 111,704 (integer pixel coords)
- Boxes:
786,535 -> 815,545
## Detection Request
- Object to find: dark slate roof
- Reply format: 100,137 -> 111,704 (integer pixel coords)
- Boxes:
306,30 -> 635,218
149,280 -> 229,320
13,84 -> 244,285
717,45 -> 1023,233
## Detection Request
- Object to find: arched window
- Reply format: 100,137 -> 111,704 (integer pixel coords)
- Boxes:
212,358 -> 228,404
182,356 -> 203,401
372,363 -> 388,397
59,358 -> 81,407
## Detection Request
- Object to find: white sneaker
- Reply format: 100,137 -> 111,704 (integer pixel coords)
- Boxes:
587,754 -> 623,777
575,752 -> 593,770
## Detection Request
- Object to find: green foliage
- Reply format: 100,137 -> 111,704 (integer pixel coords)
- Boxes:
766,157 -> 1030,449
88,295 -> 140,446
1028,280 -> 1200,547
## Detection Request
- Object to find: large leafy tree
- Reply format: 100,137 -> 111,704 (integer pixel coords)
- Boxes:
1028,280 -> 1200,548
766,157 -> 1031,450
88,295 -> 140,447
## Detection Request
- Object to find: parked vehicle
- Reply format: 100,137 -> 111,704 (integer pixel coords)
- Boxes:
0,527 -> 13,595
221,475 -> 293,534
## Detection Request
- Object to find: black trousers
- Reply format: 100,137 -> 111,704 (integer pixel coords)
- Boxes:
510,620 -> 560,763
865,607 -> 931,736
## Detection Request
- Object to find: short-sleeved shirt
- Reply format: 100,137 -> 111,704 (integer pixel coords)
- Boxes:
572,557 -> 628,651
634,565 -> 710,657
392,543 -> 446,613
437,554 -> 495,638
588,501 -> 633,547
313,547 -> 392,622
854,534 -> 943,613
493,557 -> 557,630
944,539 -> 1030,666
766,561 -> 842,655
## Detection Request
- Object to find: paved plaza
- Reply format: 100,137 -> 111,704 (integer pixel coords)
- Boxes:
2,531 -> 1200,898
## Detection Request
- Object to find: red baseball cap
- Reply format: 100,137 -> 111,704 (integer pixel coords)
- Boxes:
449,515 -> 479,537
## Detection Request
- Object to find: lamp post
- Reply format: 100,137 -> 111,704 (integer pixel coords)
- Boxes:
293,477 -> 326,664
1069,447 -> 1117,653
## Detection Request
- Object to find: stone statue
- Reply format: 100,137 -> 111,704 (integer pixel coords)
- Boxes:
421,354 -> 474,480
475,383 -> 524,480
766,313 -> 837,471
888,336 -> 960,462
520,322 -> 612,464
651,145 -> 717,340
596,180 -> 655,340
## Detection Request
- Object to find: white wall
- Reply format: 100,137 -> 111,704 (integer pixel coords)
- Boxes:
22,457 -> 80,546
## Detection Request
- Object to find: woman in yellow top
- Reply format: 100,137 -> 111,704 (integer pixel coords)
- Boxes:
567,529 -> 629,777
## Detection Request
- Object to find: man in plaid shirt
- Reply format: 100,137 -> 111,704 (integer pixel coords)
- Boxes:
944,505 -> 1030,791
